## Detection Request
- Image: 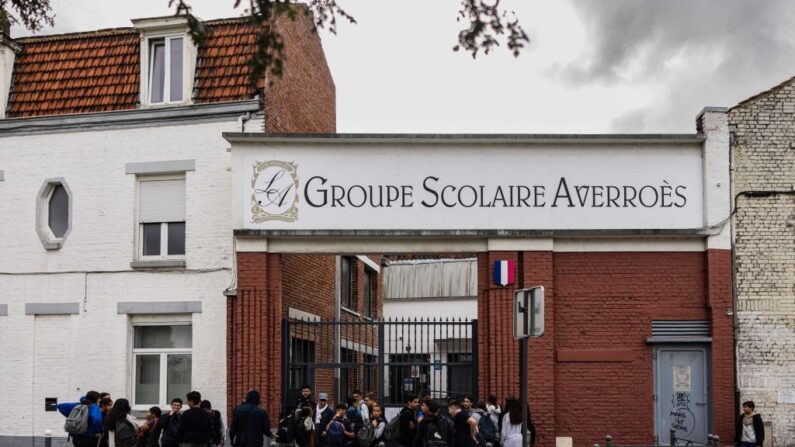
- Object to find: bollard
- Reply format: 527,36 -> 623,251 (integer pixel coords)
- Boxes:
670,428 -> 677,446
605,434 -> 613,447
712,435 -> 719,447
593,444 -> 600,447
44,429 -> 52,447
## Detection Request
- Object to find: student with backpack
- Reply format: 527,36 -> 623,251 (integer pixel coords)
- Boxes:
159,398 -> 184,447
275,408 -> 298,447
474,402 -> 496,447
412,400 -> 450,447
352,390 -> 370,424
57,390 -> 105,447
324,404 -> 355,447
200,400 -> 226,447
229,390 -> 272,447
448,400 -> 478,447
346,397 -> 365,437
395,394 -> 419,447
103,399 -> 139,447
485,397 -> 501,432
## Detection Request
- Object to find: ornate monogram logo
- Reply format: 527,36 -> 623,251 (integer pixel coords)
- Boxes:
250,160 -> 299,223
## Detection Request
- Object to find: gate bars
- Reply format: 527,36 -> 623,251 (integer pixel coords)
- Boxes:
283,317 -> 478,410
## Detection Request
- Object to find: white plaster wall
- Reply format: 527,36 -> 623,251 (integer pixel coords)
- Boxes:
0,120 -> 240,272
0,119 -> 245,438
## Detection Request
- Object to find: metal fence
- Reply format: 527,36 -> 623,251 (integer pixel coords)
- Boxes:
594,430 -> 722,447
283,317 -> 477,410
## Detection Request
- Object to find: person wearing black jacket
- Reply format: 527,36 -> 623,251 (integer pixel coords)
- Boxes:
298,385 -> 317,413
397,394 -> 419,447
413,400 -> 450,447
177,391 -> 213,446
230,390 -> 273,447
200,400 -> 226,447
161,398 -> 184,447
735,401 -> 764,447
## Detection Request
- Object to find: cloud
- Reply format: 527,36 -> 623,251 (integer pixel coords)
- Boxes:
555,0 -> 795,131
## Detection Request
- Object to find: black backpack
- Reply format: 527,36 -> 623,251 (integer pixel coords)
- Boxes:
276,413 -> 297,444
114,419 -> 137,447
423,418 -> 450,447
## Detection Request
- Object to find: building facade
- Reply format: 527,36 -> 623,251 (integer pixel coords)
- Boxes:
0,11 -> 335,445
730,78 -> 795,447
227,116 -> 735,447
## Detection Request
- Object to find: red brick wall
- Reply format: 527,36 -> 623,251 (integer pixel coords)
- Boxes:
705,249 -> 735,443
228,252 -> 283,423
263,11 -> 336,133
477,250 -> 734,447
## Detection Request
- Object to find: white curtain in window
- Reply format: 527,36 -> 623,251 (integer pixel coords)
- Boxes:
139,179 -> 185,223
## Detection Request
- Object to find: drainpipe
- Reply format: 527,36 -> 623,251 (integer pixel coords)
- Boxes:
238,112 -> 252,132
335,256 -> 341,402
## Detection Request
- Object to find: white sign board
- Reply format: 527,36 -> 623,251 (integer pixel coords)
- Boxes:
514,287 -> 544,338
238,143 -> 704,230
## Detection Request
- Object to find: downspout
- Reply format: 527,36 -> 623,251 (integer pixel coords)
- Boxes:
238,112 -> 252,132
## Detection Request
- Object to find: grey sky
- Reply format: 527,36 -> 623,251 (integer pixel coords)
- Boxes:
10,0 -> 795,133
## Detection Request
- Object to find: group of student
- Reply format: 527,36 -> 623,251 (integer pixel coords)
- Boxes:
55,385 -> 534,447
57,389 -> 232,447
279,385 -> 535,447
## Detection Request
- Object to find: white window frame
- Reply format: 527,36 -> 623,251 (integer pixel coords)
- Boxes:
147,36 -> 185,105
135,174 -> 186,261
36,177 -> 72,250
131,322 -> 192,409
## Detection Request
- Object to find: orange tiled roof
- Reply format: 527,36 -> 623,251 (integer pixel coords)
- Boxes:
194,19 -> 259,104
7,18 -> 261,118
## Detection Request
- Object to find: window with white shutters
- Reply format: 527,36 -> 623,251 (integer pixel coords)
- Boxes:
138,176 -> 186,258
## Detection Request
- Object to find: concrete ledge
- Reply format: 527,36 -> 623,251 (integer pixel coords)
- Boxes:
0,100 -> 260,136
25,302 -> 80,315
118,301 -> 202,314
645,336 -> 712,344
556,349 -> 634,362
0,304 -> 7,316
126,159 -> 195,174
130,260 -> 186,269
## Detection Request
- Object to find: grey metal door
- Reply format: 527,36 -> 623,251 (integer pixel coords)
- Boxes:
655,346 -> 709,444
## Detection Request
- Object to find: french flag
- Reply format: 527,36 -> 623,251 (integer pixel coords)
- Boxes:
493,260 -> 516,286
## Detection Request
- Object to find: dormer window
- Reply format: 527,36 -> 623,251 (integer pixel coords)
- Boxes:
149,37 -> 184,103
132,15 -> 197,107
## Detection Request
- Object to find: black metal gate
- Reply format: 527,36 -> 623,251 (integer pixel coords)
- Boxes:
283,318 -> 477,410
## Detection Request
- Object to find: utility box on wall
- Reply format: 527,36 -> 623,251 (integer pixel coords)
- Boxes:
45,397 -> 57,412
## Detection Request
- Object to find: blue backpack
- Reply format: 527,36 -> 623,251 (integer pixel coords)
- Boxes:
477,413 -> 496,443
326,420 -> 346,447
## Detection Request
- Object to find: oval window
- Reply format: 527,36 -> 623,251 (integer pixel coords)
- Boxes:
48,184 -> 69,238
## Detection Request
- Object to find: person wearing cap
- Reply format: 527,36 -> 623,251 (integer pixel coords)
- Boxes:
315,393 -> 334,447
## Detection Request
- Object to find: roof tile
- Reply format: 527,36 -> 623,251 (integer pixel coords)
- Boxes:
7,18 -> 268,117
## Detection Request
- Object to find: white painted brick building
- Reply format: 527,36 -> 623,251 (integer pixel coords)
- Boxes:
0,115 -> 255,445
730,77 -> 795,447
0,10 -> 335,446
